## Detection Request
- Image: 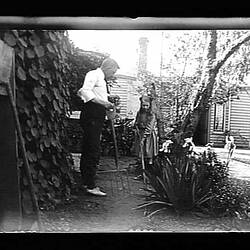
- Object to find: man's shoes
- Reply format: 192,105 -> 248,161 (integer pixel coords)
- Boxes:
86,187 -> 107,197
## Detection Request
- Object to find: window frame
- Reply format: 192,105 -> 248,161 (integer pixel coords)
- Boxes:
213,103 -> 225,132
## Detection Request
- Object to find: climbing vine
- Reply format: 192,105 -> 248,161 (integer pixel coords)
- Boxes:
0,30 -> 75,211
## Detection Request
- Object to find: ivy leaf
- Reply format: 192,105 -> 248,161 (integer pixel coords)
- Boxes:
31,63 -> 37,71
51,137 -> 57,147
40,178 -> 48,188
17,48 -> 24,61
53,61 -> 58,69
26,132 -> 32,142
26,119 -> 32,127
24,107 -> 30,116
46,43 -> 55,53
53,88 -> 60,99
38,69 -> 48,78
29,34 -> 40,46
18,37 -> 28,48
41,126 -> 47,135
17,66 -> 26,81
52,155 -> 58,165
4,32 -> 16,47
33,87 -> 42,98
31,127 -> 39,138
11,30 -> 19,38
39,79 -> 46,87
47,121 -> 52,130
36,149 -> 42,159
29,68 -> 39,80
26,48 -> 35,58
53,100 -> 60,112
44,137 -> 51,148
48,32 -> 56,41
52,175 -> 60,188
23,176 -> 28,186
34,45 -> 45,58
39,143 -> 44,152
34,105 -> 40,114
40,160 -> 49,169
26,150 -> 34,162
45,92 -> 52,102
37,96 -> 45,107
61,166 -> 69,174
31,152 -> 37,162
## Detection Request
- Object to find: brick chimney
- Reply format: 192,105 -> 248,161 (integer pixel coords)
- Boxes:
138,37 -> 149,73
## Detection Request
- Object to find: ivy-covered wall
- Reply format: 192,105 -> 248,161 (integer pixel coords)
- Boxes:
0,30 -> 75,210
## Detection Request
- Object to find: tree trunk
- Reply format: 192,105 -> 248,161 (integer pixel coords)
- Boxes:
181,31 -> 250,136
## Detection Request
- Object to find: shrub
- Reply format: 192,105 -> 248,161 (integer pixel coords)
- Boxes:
205,178 -> 250,217
137,145 -> 250,218
101,118 -> 135,156
139,150 -> 223,215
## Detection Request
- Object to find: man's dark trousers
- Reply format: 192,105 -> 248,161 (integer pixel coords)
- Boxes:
79,102 -> 106,189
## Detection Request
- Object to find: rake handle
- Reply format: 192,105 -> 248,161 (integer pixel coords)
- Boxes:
136,127 -> 147,184
110,119 -> 119,170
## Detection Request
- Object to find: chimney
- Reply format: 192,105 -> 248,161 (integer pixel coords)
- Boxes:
138,37 -> 149,73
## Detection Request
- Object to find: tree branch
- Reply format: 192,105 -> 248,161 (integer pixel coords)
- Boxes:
215,33 -> 250,72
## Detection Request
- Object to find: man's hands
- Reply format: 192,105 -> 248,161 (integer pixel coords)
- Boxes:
106,95 -> 120,120
106,104 -> 116,120
108,95 -> 120,106
103,101 -> 114,110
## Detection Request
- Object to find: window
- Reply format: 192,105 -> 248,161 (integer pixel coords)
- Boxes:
214,103 -> 225,131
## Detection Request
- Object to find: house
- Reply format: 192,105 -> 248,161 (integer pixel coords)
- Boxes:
109,73 -> 139,119
194,86 -> 250,149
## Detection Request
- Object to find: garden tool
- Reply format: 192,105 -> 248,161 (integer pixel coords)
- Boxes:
136,127 -> 147,185
1,53 -> 42,232
97,107 -> 131,195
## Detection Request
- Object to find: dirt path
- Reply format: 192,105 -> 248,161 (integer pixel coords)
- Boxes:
38,154 -> 250,232
41,156 -> 149,232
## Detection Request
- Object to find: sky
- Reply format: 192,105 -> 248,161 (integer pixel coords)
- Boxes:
68,30 -> 164,76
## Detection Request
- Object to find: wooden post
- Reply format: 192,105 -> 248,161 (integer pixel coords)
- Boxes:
0,40 -> 21,232
0,40 -> 42,231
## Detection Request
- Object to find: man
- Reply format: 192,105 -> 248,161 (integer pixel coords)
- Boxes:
77,57 -> 119,196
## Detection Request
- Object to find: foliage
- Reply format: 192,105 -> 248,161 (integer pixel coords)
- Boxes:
101,118 -> 135,156
138,147 -> 226,215
65,118 -> 83,153
138,31 -> 250,138
138,144 -> 250,218
0,30 -> 76,211
206,179 -> 250,217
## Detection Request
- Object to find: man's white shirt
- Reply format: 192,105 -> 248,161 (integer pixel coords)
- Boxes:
78,68 -> 108,103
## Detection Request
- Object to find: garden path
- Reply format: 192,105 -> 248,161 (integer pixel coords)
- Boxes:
39,150 -> 250,232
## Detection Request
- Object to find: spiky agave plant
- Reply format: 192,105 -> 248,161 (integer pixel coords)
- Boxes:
136,147 -> 218,217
